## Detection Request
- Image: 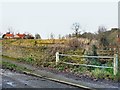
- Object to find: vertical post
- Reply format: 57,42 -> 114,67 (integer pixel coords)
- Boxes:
56,52 -> 59,65
113,54 -> 118,75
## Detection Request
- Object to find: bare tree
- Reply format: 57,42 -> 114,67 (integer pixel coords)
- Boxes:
71,22 -> 80,38
50,33 -> 55,39
97,25 -> 107,40
97,26 -> 109,49
58,34 -> 61,39
7,27 -> 14,34
98,26 -> 107,34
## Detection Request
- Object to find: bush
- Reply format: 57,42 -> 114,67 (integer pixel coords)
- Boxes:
67,38 -> 81,50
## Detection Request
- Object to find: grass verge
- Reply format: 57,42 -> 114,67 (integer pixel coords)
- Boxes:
2,61 -> 32,73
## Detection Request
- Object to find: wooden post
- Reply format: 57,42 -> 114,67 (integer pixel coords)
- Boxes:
113,54 -> 118,75
56,52 -> 59,65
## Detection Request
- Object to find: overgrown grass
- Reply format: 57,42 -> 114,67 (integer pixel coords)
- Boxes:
17,57 -> 34,64
2,39 -> 119,82
2,61 -> 32,72
91,68 -> 114,80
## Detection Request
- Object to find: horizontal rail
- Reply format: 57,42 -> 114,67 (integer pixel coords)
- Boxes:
62,62 -> 113,69
59,54 -> 114,59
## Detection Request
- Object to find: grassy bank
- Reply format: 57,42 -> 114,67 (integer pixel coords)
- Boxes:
2,39 -> 120,82
2,54 -> 120,82
2,61 -> 32,73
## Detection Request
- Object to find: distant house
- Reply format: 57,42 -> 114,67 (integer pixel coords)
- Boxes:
3,34 -> 14,39
14,34 -> 26,39
2,32 -> 34,39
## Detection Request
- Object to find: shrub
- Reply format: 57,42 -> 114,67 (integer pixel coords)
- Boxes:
67,38 -> 81,50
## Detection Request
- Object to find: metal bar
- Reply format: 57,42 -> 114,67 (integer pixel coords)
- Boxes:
62,62 -> 113,69
59,54 -> 114,59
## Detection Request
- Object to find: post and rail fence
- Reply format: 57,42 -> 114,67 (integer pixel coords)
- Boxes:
55,52 -> 118,75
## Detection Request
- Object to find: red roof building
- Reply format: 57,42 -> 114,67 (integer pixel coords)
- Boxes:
15,34 -> 25,39
4,34 -> 14,39
2,32 -> 34,39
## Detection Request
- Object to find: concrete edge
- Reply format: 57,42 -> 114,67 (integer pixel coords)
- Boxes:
22,70 -> 95,90
2,60 -> 94,89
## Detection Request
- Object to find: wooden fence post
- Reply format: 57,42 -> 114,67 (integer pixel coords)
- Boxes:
56,52 -> 59,65
114,54 -> 118,75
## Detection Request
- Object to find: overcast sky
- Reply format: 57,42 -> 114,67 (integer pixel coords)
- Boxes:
1,1 -> 118,39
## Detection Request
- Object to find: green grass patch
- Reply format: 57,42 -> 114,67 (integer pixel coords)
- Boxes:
17,57 -> 34,64
91,68 -> 117,80
2,61 -> 32,72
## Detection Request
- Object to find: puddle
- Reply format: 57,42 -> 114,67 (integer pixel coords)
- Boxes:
4,72 -> 14,77
6,82 -> 16,87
